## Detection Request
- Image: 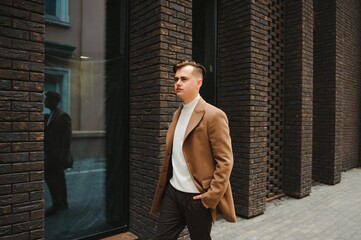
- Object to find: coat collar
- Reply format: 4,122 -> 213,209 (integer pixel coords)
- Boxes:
46,108 -> 62,126
168,97 -> 206,142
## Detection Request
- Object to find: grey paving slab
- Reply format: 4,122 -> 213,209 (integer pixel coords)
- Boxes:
211,168 -> 361,240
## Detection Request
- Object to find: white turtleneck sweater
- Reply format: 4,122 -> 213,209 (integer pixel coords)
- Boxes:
169,94 -> 201,193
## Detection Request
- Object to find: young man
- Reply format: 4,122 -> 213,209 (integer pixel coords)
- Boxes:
151,60 -> 236,239
44,91 -> 72,216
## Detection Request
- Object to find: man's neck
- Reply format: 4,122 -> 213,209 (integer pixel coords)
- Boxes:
182,94 -> 200,105
49,107 -> 58,113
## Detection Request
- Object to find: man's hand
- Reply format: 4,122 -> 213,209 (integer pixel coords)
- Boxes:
193,194 -> 209,208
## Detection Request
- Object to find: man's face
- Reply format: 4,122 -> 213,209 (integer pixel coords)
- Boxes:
174,65 -> 202,104
44,96 -> 50,109
44,96 -> 57,110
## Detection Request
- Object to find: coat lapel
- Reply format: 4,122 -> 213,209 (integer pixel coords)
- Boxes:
184,98 -> 205,140
48,108 -> 61,126
166,107 -> 182,151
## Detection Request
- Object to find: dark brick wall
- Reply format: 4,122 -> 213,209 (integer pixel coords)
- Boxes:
128,0 -> 192,238
339,0 -> 361,171
313,0 -> 361,184
266,0 -> 285,201
129,0 -> 361,236
218,0 -> 259,218
283,0 -> 313,197
218,0 -> 268,219
313,1 -> 342,184
0,0 -> 45,239
218,0 -> 314,218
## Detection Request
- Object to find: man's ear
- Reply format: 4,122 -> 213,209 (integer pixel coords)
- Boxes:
197,79 -> 203,89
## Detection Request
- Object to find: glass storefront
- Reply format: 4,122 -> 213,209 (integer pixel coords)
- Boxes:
44,0 -> 129,239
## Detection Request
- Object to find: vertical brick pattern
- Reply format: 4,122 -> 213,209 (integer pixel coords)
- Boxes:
284,0 -> 313,197
0,0 -> 45,239
128,0 -> 192,238
339,0 -> 361,171
313,1 -> 342,184
218,0 -> 268,218
218,0 -> 252,218
314,0 -> 361,185
334,0 -> 344,179
266,0 -> 284,200
246,0 -> 270,217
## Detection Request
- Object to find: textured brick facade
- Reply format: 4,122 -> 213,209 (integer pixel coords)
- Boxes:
218,0 -> 271,219
283,0 -> 313,198
218,0 -> 266,219
128,0 -> 192,238
0,0 -> 45,239
338,0 -> 361,171
313,0 -> 341,185
1,0 -> 361,239
313,0 -> 361,185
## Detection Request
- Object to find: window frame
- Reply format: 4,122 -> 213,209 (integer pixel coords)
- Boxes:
45,0 -> 70,27
44,66 -> 71,114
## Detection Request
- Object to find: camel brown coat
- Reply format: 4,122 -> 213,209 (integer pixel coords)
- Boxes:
150,98 -> 236,223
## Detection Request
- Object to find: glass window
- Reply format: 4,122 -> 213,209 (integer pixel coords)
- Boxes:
44,67 -> 71,114
45,0 -> 56,16
44,0 -> 129,239
45,0 -> 70,26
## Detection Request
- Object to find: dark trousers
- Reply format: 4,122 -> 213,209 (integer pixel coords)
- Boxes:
45,167 -> 68,209
155,184 -> 212,240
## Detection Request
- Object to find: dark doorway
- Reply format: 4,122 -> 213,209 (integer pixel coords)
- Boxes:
193,0 -> 217,105
104,0 -> 130,231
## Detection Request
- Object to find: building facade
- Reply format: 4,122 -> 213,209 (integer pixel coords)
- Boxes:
0,0 -> 361,239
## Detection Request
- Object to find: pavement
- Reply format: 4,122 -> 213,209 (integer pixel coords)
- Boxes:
45,158 -> 109,240
44,158 -> 361,240
211,168 -> 361,240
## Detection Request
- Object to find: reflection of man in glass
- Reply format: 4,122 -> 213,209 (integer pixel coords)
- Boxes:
44,91 -> 72,216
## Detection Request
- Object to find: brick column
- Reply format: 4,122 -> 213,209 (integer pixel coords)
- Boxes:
128,0 -> 192,238
313,1 -> 342,185
0,1 -> 45,239
338,0 -> 361,170
283,0 -> 313,197
313,0 -> 361,183
218,0 -> 268,218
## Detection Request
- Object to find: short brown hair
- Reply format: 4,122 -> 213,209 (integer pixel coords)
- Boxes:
45,91 -> 61,103
173,60 -> 206,79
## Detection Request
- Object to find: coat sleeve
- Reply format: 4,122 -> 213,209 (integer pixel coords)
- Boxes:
201,110 -> 234,209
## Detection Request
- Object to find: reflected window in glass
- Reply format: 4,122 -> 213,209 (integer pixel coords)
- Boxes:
44,0 -> 129,239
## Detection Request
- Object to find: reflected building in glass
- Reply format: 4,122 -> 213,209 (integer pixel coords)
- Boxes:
44,0 -> 128,238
